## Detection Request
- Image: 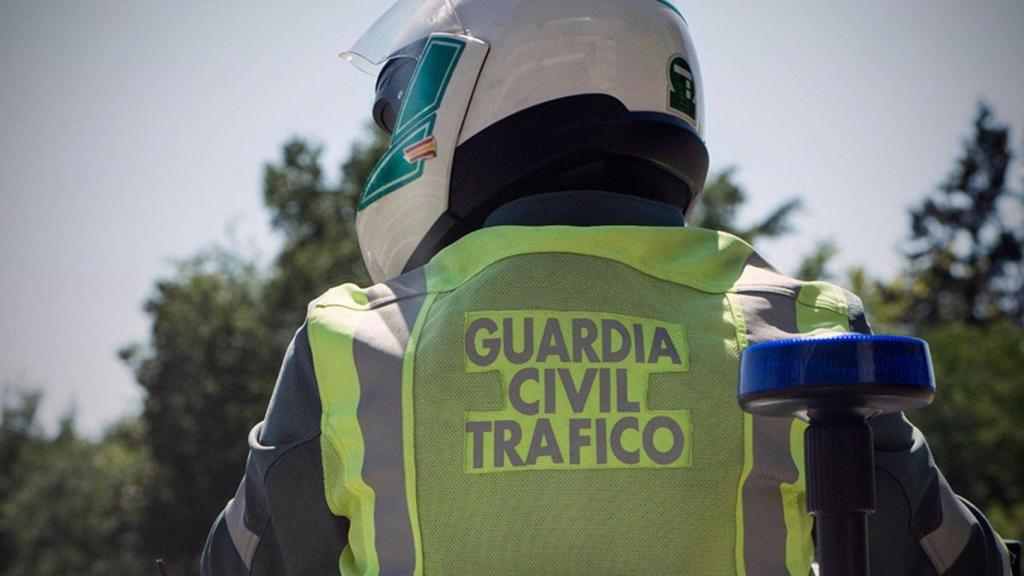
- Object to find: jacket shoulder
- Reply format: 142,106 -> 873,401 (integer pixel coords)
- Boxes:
307,268 -> 430,323
728,251 -> 871,334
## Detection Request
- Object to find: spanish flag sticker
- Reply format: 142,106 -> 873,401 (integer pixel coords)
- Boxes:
403,136 -> 438,163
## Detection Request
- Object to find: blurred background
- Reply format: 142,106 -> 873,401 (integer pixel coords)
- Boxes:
1,0 -> 1022,573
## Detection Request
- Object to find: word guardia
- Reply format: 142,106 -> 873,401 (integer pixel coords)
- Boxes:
463,311 -> 692,473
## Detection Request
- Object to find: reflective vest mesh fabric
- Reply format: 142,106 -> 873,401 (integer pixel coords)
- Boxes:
307,226 -> 858,576
417,251 -> 742,575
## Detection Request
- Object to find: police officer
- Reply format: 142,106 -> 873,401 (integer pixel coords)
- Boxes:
202,0 -> 1013,574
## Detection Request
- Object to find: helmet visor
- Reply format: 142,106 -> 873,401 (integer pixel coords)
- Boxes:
342,0 -> 465,74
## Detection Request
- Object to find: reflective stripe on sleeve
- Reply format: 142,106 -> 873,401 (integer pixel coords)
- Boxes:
730,261 -> 855,574
729,256 -> 861,575
352,288 -> 428,576
730,289 -> 801,575
308,269 -> 430,576
741,414 -> 801,572
919,475 -> 976,573
225,477 -> 260,571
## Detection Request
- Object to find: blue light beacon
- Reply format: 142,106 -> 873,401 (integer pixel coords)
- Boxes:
739,334 -> 936,576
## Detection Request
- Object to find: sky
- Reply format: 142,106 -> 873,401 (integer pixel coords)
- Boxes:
1,0 -> 1022,435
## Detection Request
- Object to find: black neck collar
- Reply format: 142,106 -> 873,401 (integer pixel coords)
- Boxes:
483,191 -> 686,228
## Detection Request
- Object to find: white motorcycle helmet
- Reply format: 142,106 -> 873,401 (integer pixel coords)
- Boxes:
344,0 -> 708,283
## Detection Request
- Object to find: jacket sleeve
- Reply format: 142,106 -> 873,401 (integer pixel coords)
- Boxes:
844,294 -> 1013,575
201,324 -> 349,575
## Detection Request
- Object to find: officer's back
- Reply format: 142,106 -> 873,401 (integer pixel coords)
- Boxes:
307,191 -> 838,574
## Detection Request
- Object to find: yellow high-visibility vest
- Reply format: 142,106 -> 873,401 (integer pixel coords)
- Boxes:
308,226 -> 859,576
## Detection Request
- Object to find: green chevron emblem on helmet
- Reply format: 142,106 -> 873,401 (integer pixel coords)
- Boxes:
668,55 -> 697,120
360,37 -> 466,211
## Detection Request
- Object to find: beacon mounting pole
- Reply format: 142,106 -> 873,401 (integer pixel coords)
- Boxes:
738,334 -> 936,576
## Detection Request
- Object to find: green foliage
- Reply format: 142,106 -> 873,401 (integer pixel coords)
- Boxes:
785,105 -> 1024,538
0,390 -> 152,575
842,266 -> 907,334
0,388 -> 44,573
263,130 -> 386,336
910,321 -> 1024,537
690,167 -> 803,244
902,104 -> 1024,326
0,389 -> 43,499
119,249 -> 280,572
863,104 -> 1024,538
116,126 -> 388,571
796,241 -> 839,281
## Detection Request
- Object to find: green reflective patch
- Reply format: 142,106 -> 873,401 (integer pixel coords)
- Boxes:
462,310 -> 692,473
784,418 -> 814,575
796,282 -> 850,334
362,117 -> 435,210
668,55 -> 697,119
360,37 -> 465,211
306,297 -> 380,575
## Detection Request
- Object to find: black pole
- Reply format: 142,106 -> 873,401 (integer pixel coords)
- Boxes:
805,415 -> 875,576
815,513 -> 869,576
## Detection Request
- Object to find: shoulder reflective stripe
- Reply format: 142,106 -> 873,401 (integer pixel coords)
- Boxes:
919,476 -> 976,573
734,411 -> 755,576
783,419 -> 814,572
733,253 -> 802,296
309,269 -> 430,576
731,285 -> 819,575
796,282 -> 848,311
735,255 -> 855,334
401,292 -> 435,576
742,415 -> 800,573
353,289 -> 428,576
796,283 -> 849,334
225,478 -> 260,571
737,292 -> 800,341
365,269 -> 431,306
731,290 -> 796,574
727,292 -> 754,576
308,297 -> 378,575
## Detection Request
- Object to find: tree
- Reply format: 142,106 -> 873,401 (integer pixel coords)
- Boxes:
903,104 -> 1024,326
120,127 -> 387,571
689,167 -> 803,244
121,250 -> 280,573
858,104 -> 1024,538
796,241 -> 839,281
901,106 -> 1024,536
692,168 -> 836,282
0,388 -> 44,574
262,131 -> 386,337
910,320 -> 1024,537
0,390 -> 151,576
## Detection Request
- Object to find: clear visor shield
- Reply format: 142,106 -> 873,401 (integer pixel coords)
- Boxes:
342,0 -> 466,74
